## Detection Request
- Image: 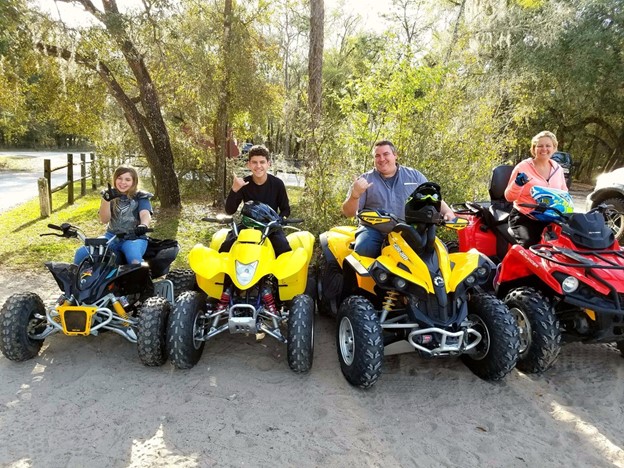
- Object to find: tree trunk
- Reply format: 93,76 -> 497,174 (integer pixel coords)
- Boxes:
308,0 -> 324,131
46,0 -> 181,208
213,0 -> 234,207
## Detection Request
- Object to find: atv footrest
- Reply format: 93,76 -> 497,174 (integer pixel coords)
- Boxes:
153,279 -> 174,303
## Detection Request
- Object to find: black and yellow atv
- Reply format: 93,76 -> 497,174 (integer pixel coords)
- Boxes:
0,223 -> 193,366
318,183 -> 520,388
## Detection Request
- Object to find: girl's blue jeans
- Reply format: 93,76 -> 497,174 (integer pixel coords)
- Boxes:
73,231 -> 148,265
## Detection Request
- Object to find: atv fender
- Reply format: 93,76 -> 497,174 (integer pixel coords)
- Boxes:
209,228 -> 230,251
188,244 -> 226,298
275,247 -> 310,301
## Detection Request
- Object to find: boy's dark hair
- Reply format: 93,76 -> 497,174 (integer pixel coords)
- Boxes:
248,144 -> 270,161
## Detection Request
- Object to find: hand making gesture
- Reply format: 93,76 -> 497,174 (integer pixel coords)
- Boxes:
232,173 -> 249,192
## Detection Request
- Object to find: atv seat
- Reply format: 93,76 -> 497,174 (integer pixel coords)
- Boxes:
487,165 -> 514,224
116,239 -> 179,278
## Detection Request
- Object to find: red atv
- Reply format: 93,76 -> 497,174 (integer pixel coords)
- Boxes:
453,165 -> 624,373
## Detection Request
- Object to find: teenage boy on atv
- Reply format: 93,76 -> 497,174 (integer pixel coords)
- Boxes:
341,140 -> 455,257
220,144 -> 292,256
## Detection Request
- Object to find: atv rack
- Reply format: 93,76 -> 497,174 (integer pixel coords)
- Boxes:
530,244 -> 624,314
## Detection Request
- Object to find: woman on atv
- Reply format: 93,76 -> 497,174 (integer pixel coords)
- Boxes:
73,166 -> 153,265
505,131 -> 569,247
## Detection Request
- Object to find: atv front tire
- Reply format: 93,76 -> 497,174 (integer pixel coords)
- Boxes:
336,296 -> 383,388
0,293 -> 46,361
461,293 -> 519,380
167,269 -> 197,299
287,294 -> 315,373
137,296 -> 171,366
504,287 -> 560,373
168,291 -> 207,369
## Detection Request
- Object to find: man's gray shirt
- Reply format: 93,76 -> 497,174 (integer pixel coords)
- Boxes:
358,165 -> 427,233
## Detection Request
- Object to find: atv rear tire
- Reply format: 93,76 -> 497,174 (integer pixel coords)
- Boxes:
137,296 -> 171,366
602,198 -> 624,241
167,268 -> 197,299
616,340 -> 624,358
504,287 -> 560,373
287,294 -> 315,373
168,291 -> 207,369
336,296 -> 383,388
461,293 -> 519,380
0,293 -> 46,362
317,253 -> 338,317
304,265 -> 317,301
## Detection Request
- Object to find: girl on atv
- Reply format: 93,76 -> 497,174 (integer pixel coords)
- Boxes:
73,166 -> 153,265
505,131 -> 569,247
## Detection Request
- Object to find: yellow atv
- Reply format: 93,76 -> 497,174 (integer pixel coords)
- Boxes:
167,201 -> 316,373
318,183 -> 519,388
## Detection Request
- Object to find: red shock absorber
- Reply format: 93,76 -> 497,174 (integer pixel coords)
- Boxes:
262,289 -> 277,314
216,289 -> 231,312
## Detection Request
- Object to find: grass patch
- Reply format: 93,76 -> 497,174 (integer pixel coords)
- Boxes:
0,155 -> 38,172
0,184 -> 309,273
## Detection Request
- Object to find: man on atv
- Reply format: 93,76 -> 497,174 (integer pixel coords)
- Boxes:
341,140 -> 455,258
220,144 -> 292,256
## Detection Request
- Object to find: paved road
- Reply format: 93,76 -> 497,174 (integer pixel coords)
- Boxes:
0,151 -> 81,213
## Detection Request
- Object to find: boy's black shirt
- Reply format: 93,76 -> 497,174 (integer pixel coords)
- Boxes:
225,173 -> 291,217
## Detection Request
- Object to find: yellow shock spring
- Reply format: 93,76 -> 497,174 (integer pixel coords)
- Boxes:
112,300 -> 129,324
383,290 -> 401,312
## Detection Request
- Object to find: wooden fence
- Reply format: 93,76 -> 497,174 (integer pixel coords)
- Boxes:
38,152 -> 97,217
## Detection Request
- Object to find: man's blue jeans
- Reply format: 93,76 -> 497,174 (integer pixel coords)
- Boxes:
354,226 -> 386,258
73,231 -> 148,265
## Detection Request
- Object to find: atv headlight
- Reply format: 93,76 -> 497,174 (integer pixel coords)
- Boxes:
561,276 -> 579,293
378,271 -> 389,283
235,260 -> 258,286
465,275 -> 476,286
393,277 -> 407,289
476,266 -> 489,278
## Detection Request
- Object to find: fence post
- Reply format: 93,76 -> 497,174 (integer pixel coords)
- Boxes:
80,153 -> 86,196
90,153 -> 96,190
67,153 -> 74,205
38,178 -> 51,218
44,158 -> 52,209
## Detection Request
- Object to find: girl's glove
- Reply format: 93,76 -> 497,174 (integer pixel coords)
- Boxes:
101,183 -> 121,201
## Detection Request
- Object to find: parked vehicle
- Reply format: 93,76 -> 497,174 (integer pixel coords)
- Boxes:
551,151 -> 573,188
318,183 -> 519,388
0,223 -> 192,366
454,166 -> 624,373
585,167 -> 624,242
167,202 -> 316,373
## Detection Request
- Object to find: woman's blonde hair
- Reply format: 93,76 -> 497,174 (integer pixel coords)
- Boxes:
112,166 -> 139,198
530,131 -> 558,157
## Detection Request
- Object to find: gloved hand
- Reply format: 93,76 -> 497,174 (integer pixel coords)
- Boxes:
515,172 -> 529,186
135,224 -> 149,236
101,183 -> 120,202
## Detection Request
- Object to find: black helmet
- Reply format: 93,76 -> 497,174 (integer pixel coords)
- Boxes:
241,201 -> 280,228
405,182 -> 442,224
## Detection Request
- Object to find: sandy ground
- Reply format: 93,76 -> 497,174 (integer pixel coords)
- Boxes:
2,183 -> 622,467
0,266 -> 623,468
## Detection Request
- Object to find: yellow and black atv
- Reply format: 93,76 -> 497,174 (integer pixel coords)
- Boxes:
0,223 -> 191,366
167,201 -> 316,373
318,183 -> 520,388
